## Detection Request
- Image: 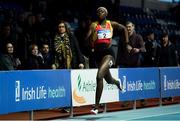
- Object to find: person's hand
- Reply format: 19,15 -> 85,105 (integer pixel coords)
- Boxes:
51,64 -> 57,69
126,44 -> 132,53
79,63 -> 84,69
15,58 -> 21,66
131,48 -> 140,53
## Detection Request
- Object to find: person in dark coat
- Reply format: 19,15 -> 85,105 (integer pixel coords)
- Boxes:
157,32 -> 179,67
0,42 -> 21,70
24,44 -> 43,69
144,30 -> 161,67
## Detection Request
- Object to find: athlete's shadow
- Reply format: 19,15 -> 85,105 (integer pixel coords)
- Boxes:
72,115 -> 111,121
85,117 -> 102,120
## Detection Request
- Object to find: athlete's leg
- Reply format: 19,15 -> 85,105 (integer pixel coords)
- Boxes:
93,55 -> 110,109
91,55 -> 121,114
94,55 -> 119,109
102,55 -> 122,90
104,71 -> 121,90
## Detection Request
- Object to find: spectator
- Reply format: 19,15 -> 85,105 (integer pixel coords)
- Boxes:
117,21 -> 146,107
118,21 -> 146,67
143,30 -> 161,67
80,16 -> 97,68
158,31 -> 179,102
39,43 -> 55,69
53,20 -> 84,69
53,20 -> 85,113
24,44 -> 43,69
74,15 -> 92,68
0,42 -> 21,70
157,31 -> 179,67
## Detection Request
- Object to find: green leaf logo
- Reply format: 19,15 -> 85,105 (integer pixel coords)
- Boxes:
77,75 -> 81,90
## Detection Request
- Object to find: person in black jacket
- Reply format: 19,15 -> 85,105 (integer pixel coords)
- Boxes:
157,31 -> 179,67
0,42 -> 21,70
39,43 -> 55,69
25,44 -> 43,70
144,30 -> 161,67
158,31 -> 179,102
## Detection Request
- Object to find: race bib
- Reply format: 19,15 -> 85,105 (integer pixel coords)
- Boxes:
97,30 -> 111,39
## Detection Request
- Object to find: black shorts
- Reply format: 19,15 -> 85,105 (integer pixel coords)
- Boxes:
94,45 -> 115,65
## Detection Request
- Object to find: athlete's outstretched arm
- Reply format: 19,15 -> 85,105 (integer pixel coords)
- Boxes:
111,21 -> 129,44
111,21 -> 133,53
85,24 -> 93,41
85,23 -> 95,48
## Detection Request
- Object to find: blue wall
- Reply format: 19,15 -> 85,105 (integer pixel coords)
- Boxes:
0,70 -> 71,114
0,67 -> 180,114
